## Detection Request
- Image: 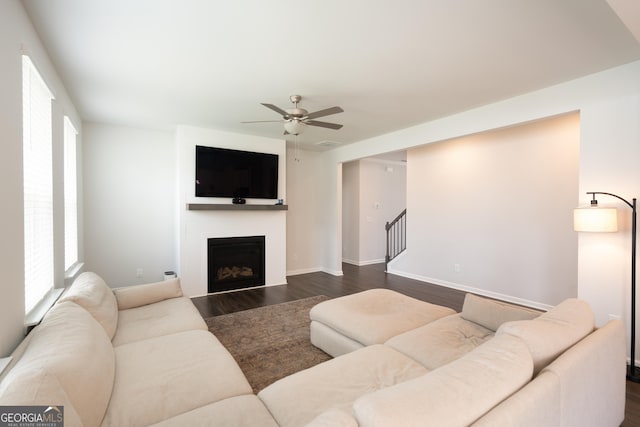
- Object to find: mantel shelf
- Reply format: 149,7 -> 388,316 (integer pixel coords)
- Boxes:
187,203 -> 288,211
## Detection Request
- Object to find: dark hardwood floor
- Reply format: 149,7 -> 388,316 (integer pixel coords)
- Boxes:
192,262 -> 640,426
192,262 -> 466,317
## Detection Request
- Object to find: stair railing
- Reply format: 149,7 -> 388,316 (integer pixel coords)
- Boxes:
385,209 -> 407,272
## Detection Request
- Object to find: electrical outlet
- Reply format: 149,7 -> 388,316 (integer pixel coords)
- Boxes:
136,268 -> 143,278
454,264 -> 461,273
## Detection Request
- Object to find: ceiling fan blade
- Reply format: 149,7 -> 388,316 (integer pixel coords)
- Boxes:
306,120 -> 343,130
261,103 -> 289,117
241,120 -> 283,123
306,106 -> 344,120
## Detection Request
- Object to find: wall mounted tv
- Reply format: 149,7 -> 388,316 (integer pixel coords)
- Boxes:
195,145 -> 278,199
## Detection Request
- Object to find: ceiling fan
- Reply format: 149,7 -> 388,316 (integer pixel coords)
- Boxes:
242,95 -> 344,135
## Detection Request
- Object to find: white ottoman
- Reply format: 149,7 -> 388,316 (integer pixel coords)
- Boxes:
310,289 -> 456,357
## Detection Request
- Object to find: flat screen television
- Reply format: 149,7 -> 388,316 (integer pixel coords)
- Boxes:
195,145 -> 278,199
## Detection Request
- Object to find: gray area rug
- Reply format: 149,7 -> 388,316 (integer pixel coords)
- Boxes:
205,295 -> 332,393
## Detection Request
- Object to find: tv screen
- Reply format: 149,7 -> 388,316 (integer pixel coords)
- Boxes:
195,145 -> 278,199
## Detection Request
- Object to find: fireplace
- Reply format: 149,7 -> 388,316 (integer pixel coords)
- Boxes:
207,236 -> 265,293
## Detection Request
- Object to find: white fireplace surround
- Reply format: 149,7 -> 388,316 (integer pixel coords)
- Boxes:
176,125 -> 287,297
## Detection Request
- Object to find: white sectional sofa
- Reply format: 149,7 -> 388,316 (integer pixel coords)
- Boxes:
0,272 -> 627,426
263,291 -> 626,426
0,272 -> 276,427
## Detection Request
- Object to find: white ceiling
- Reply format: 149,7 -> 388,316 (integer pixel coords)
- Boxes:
22,0 -> 640,150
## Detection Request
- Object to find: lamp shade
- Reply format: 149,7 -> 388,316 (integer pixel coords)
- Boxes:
573,207 -> 618,232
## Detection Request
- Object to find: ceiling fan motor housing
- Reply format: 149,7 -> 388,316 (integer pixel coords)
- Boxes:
286,108 -> 308,118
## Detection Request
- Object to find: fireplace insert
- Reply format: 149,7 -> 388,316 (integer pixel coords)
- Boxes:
207,236 -> 265,293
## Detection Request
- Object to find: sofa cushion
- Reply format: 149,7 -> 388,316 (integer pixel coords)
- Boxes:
112,296 -> 207,346
353,334 -> 533,427
306,409 -> 359,427
471,368 -> 562,427
58,272 -> 118,339
386,314 -> 494,370
0,301 -> 115,427
150,395 -> 279,427
103,330 -> 252,426
496,298 -> 595,374
258,344 -> 428,427
461,293 -> 541,332
113,278 -> 182,310
309,289 -> 456,347
0,369 -> 84,427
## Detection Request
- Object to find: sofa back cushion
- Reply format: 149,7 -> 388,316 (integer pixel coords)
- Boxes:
0,301 -> 115,426
497,298 -> 595,375
461,293 -> 541,332
113,278 -> 183,310
59,272 -> 118,340
353,334 -> 533,427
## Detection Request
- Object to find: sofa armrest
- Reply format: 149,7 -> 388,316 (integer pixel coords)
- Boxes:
473,320 -> 625,427
113,278 -> 183,310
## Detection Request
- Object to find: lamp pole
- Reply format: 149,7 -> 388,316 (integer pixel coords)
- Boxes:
587,192 -> 638,382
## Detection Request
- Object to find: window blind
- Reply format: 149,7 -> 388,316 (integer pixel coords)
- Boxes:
63,116 -> 78,271
22,55 -> 55,315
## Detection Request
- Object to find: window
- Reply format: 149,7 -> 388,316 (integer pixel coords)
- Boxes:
63,116 -> 78,271
22,55 -> 55,315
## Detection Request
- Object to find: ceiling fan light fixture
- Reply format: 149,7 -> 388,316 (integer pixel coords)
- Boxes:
284,120 -> 306,135
245,95 -> 343,136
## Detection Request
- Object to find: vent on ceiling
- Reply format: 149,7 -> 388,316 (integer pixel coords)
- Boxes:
316,140 -> 341,148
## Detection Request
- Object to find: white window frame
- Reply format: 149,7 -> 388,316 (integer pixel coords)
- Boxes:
63,116 -> 79,272
22,55 -> 55,316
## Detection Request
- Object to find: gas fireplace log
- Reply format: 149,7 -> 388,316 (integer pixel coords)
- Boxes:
217,266 -> 254,280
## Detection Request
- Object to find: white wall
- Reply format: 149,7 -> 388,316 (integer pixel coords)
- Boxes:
82,123 -> 176,286
342,159 -> 407,265
286,147 -> 327,275
358,159 -> 407,264
341,161 -> 360,264
577,84 -> 640,335
0,0 -> 82,356
176,125 -> 287,296
392,113 -> 579,308
315,60 -> 640,356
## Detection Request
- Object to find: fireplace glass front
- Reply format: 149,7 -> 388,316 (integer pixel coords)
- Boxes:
207,236 -> 265,293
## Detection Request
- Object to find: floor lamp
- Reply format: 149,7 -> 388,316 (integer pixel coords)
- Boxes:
574,191 -> 638,382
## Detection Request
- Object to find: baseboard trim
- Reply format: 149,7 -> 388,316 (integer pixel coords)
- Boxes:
322,268 -> 344,277
342,258 -> 385,267
386,269 -> 552,312
288,267 -> 344,277
287,267 -> 323,277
